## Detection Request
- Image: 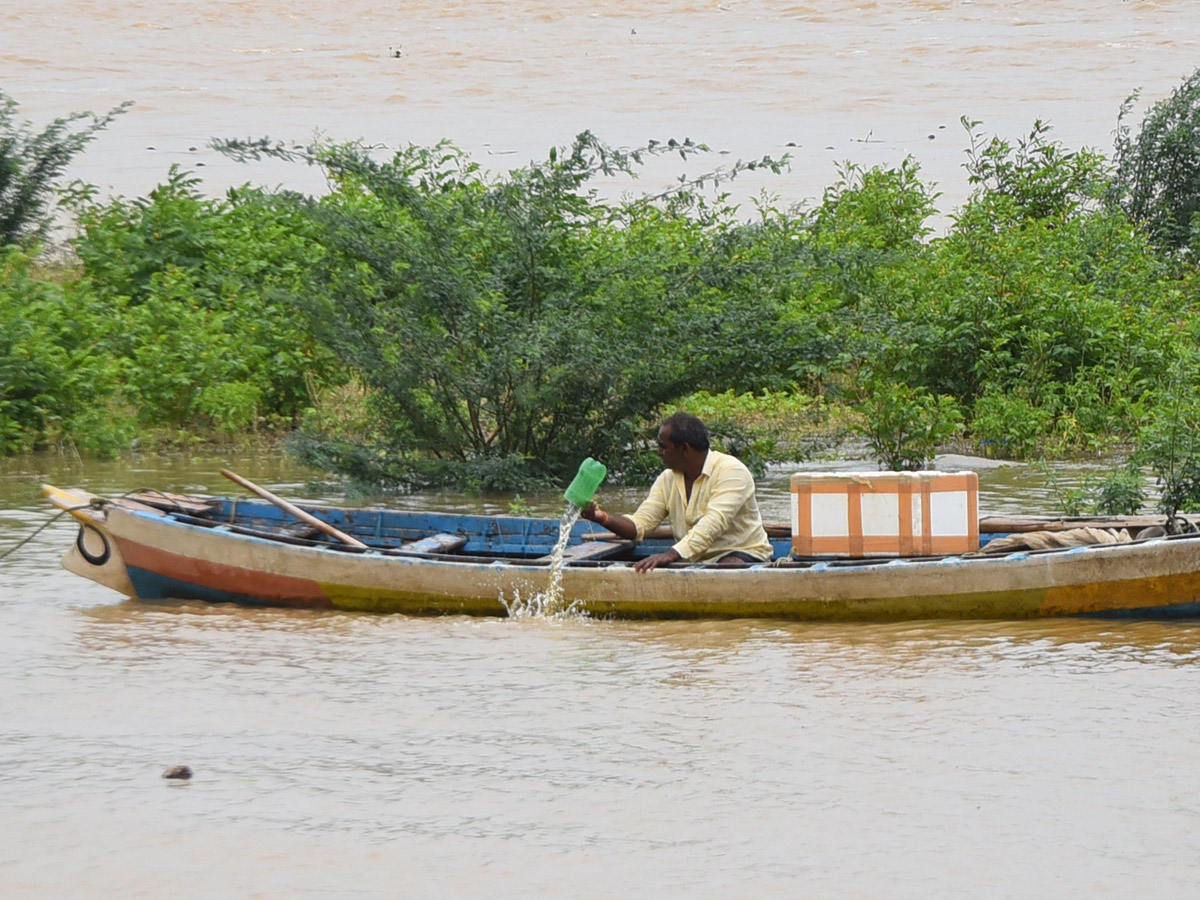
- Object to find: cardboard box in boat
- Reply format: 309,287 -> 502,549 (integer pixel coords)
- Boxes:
790,471 -> 979,557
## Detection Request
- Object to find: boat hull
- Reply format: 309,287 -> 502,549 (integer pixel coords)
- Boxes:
44,485 -> 1200,620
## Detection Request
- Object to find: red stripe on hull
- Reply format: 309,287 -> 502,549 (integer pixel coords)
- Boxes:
116,538 -> 333,609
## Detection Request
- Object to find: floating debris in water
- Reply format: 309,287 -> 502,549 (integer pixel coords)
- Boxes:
162,765 -> 193,780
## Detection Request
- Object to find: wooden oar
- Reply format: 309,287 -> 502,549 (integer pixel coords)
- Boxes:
220,468 -> 368,549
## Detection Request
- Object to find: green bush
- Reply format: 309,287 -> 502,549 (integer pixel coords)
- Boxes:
222,132 -> 792,489
194,382 -> 263,436
1134,356 -> 1200,517
970,391 -> 1054,459
0,245 -> 130,455
1111,68 -> 1200,254
70,167 -> 336,425
0,89 -> 129,246
5,102 -> 1200,486
1093,464 -> 1147,516
883,128 -> 1183,457
852,379 -> 964,470
961,117 -> 1108,223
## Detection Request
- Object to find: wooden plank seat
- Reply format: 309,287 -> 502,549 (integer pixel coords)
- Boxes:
127,490 -> 222,517
536,540 -> 635,564
224,521 -> 343,544
227,523 -> 326,545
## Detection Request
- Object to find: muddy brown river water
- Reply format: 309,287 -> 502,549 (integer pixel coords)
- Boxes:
3,452 -> 1200,897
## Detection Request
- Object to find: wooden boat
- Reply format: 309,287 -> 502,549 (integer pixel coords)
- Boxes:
40,477 -> 1200,621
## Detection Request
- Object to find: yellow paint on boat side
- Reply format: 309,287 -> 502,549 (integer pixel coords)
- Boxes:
1039,570 -> 1200,616
583,587 -> 1051,621
41,484 -> 100,523
321,583 -> 511,616
321,579 -> 1054,621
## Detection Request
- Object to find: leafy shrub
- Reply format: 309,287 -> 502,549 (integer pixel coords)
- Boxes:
852,379 -> 964,470
1111,68 -> 1200,253
5,101 -> 1200,484
811,158 -> 937,251
222,132 -> 792,489
0,245 -> 129,454
1055,366 -> 1152,446
70,168 -> 336,425
194,381 -> 262,436
969,391 -> 1054,459
116,270 -> 238,426
679,389 -> 834,460
60,401 -> 137,458
1134,371 -> 1200,516
1040,459 -> 1148,517
0,89 -> 129,246
1093,464 -> 1147,516
961,117 -> 1108,223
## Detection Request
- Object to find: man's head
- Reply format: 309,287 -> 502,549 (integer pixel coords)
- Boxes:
656,412 -> 710,471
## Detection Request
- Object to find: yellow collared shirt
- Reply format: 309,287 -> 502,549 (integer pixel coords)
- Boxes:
628,450 -> 773,562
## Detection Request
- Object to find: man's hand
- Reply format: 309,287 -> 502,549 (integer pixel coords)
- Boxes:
634,548 -> 682,573
580,503 -> 637,542
580,502 -> 613,529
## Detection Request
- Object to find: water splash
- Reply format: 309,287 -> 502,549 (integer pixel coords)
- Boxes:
500,506 -> 586,619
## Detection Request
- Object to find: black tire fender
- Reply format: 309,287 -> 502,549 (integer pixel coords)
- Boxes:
76,524 -> 111,566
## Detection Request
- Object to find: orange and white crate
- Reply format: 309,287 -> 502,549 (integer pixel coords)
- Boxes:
790,471 -> 979,558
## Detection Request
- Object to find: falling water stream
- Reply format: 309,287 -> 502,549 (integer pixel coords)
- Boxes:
499,505 -> 583,619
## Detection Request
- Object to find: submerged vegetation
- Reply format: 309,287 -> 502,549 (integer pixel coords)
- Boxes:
5,70 -> 1200,509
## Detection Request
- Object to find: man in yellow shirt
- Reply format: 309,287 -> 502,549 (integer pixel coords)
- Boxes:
582,412 -> 773,572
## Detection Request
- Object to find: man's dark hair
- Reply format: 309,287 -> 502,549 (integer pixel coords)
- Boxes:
662,412 -> 710,452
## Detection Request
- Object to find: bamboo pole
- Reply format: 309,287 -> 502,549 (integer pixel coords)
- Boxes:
220,468 -> 368,549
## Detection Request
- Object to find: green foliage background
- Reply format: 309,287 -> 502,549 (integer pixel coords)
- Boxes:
5,72 -> 1200,503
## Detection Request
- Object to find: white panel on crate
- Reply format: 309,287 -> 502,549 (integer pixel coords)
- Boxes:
790,492 -> 800,537
930,491 -> 969,536
810,493 -> 848,537
911,493 -> 924,535
860,492 -> 899,537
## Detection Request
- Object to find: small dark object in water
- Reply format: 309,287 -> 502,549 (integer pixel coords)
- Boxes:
163,765 -> 193,780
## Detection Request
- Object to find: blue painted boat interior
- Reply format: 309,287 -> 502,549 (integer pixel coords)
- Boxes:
202,498 -> 654,558
168,496 -> 1015,562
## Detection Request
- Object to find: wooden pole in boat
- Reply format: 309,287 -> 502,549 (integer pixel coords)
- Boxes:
219,468 -> 369,549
